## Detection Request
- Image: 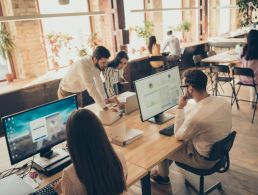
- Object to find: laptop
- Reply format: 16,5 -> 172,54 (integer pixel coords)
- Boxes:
118,92 -> 139,115
0,175 -> 35,195
109,123 -> 143,146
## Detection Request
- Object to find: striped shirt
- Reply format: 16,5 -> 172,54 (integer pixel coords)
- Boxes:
103,67 -> 125,98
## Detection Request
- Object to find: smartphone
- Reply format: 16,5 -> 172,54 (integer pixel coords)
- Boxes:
159,124 -> 174,136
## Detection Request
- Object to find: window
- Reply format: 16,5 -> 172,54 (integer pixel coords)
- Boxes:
38,0 -> 91,69
219,0 -> 230,34
124,0 -> 145,52
162,0 -> 182,39
0,56 -> 9,80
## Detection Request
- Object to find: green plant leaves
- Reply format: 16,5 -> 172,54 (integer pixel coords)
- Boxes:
0,23 -> 14,59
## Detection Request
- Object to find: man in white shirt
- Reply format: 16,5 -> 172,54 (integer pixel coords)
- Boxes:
161,30 -> 181,61
58,46 -> 110,110
151,70 -> 232,184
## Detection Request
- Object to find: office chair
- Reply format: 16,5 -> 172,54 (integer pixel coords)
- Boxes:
210,65 -> 238,107
175,131 -> 236,195
232,67 -> 258,123
148,55 -> 166,74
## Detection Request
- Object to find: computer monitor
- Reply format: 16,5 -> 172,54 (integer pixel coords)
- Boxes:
2,95 -> 78,165
134,66 -> 182,124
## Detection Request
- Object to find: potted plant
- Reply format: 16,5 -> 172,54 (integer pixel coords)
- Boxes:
236,0 -> 258,27
87,32 -> 102,50
0,23 -> 14,82
134,20 -> 154,45
45,32 -> 73,70
176,21 -> 191,42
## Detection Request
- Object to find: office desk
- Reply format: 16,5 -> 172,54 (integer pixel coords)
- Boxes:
86,104 -> 183,171
0,106 -> 182,195
201,50 -> 241,64
0,137 -> 149,194
208,38 -> 246,48
38,161 -> 147,188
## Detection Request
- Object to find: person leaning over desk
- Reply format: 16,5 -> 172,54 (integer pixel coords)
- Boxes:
57,46 -> 112,110
103,51 -> 129,108
54,109 -> 128,195
151,70 -> 232,184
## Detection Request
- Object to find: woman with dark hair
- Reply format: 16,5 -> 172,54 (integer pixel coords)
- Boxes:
240,29 -> 258,107
147,35 -> 163,69
56,109 -> 127,195
104,51 -> 129,98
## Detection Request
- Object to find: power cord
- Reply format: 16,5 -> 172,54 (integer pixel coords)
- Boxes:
0,157 -> 35,179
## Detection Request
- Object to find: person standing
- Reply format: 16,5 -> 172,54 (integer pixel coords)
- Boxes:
240,29 -> 258,108
58,46 -> 111,110
161,30 -> 181,62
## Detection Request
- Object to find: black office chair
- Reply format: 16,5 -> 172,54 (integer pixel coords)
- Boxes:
175,131 -> 237,195
232,67 -> 258,123
210,65 -> 238,107
148,56 -> 166,74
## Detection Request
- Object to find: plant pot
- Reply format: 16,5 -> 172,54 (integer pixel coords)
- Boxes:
5,73 -> 14,83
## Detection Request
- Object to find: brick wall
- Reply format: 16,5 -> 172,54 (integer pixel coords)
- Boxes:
88,0 -> 115,55
1,0 -> 48,79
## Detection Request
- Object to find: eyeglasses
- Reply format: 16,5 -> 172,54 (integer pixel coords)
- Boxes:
180,84 -> 189,89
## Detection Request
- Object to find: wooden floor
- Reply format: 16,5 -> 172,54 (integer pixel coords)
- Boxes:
128,85 -> 258,195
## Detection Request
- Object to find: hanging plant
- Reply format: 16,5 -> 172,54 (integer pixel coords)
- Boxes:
0,23 -> 14,60
45,32 -> 73,70
134,20 -> 154,43
236,0 -> 258,26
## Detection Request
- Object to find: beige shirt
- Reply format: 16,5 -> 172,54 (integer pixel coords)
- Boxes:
60,55 -> 106,108
174,96 -> 232,157
61,151 -> 128,195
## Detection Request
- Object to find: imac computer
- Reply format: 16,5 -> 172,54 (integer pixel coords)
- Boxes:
2,95 -> 78,175
134,66 -> 182,124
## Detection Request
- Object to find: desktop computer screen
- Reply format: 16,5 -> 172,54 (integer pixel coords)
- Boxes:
134,66 -> 182,123
2,95 -> 78,165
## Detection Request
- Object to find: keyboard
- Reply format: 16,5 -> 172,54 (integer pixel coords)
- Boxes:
159,124 -> 174,136
31,178 -> 60,195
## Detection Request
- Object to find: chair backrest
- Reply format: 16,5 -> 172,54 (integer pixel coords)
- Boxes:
208,131 -> 236,161
193,55 -> 202,66
207,51 -> 216,57
148,55 -> 165,62
233,67 -> 254,78
211,64 -> 230,74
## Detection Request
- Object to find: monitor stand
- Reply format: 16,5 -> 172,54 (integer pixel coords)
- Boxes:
32,148 -> 71,176
148,112 -> 174,124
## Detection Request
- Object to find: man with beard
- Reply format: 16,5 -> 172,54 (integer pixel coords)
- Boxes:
58,46 -> 110,110
151,70 -> 232,184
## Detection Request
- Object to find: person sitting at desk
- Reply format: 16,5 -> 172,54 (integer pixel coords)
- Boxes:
57,46 -> 111,110
148,35 -> 164,71
240,29 -> 258,108
55,109 -> 128,195
161,30 -> 181,62
103,51 -> 128,98
151,70 -> 232,184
